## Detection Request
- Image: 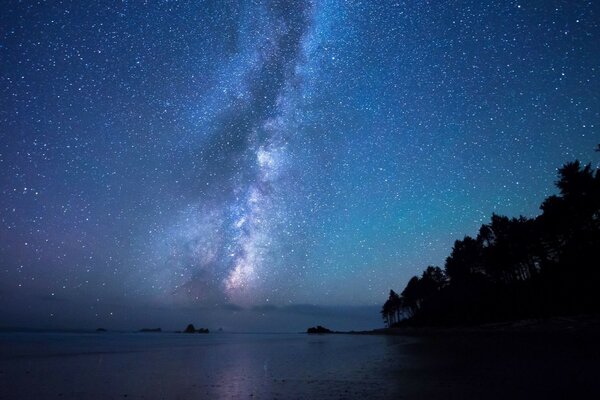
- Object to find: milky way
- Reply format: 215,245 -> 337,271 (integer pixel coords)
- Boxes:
1,1 -> 599,329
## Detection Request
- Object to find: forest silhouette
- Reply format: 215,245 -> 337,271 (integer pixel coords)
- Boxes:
382,151 -> 600,327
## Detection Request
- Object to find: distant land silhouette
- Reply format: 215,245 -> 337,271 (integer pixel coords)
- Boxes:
382,154 -> 600,327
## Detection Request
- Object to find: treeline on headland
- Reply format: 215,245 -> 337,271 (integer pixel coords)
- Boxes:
382,155 -> 600,327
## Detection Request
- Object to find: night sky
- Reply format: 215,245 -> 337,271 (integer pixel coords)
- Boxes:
1,1 -> 599,331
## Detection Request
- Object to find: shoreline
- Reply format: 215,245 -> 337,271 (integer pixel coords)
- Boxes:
336,314 -> 600,336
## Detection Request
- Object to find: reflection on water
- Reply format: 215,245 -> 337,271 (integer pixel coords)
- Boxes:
0,332 -> 410,399
3,331 -> 596,399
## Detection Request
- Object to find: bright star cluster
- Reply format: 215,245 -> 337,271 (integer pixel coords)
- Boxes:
0,1 -> 598,328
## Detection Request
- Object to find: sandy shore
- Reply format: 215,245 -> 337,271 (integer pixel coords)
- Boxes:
389,329 -> 600,399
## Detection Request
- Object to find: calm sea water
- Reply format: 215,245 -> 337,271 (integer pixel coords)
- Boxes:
2,330 -> 598,399
0,332 -> 412,399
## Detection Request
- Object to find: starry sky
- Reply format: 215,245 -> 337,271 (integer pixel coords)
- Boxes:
1,0 -> 599,331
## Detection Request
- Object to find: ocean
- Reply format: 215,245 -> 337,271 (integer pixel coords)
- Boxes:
0,332 -> 410,399
1,329 -> 598,399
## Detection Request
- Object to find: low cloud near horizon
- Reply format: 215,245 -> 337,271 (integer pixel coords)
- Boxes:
0,293 -> 382,332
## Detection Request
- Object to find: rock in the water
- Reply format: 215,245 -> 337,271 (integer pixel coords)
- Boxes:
307,325 -> 332,334
183,324 -> 209,333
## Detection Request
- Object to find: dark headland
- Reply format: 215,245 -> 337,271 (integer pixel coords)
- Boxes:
376,158 -> 600,334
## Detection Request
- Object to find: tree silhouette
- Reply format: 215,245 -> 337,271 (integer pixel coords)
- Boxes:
444,236 -> 485,283
382,155 -> 600,327
420,266 -> 447,296
400,276 -> 422,317
381,290 -> 404,327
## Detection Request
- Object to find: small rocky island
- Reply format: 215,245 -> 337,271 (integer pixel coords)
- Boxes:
184,324 -> 209,333
307,325 -> 332,334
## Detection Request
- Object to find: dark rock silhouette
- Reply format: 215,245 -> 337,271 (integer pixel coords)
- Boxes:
95,328 -> 107,332
307,325 -> 332,334
184,324 -> 209,333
